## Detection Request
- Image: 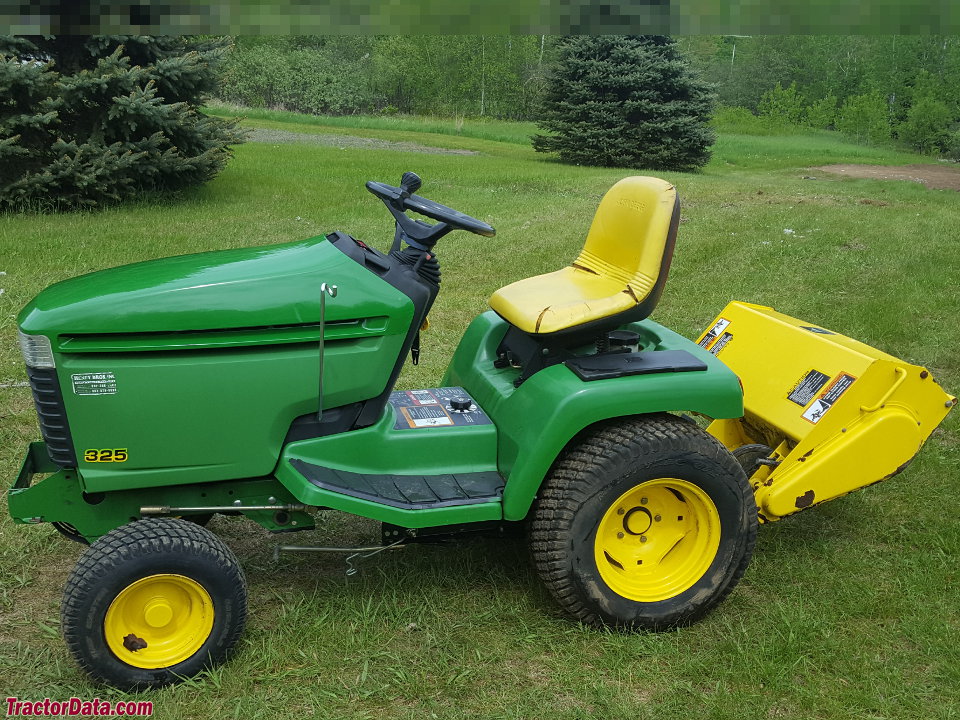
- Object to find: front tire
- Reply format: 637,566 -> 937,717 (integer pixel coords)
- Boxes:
61,518 -> 247,690
530,414 -> 757,630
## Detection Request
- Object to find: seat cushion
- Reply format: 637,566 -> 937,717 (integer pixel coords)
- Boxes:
489,266 -> 636,335
488,176 -> 678,337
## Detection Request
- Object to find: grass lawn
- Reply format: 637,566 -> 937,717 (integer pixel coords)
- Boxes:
1,111 -> 958,719
204,103 -> 541,146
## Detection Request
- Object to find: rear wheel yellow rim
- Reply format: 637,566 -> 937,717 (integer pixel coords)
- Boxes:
104,574 -> 214,669
594,478 -> 721,602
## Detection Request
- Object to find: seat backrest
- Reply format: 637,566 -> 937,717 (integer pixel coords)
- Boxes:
575,176 -> 679,310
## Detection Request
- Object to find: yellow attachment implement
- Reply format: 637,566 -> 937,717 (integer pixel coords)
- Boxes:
700,301 -> 956,523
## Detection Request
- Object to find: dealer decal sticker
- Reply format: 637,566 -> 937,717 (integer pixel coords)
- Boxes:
72,371 -> 116,396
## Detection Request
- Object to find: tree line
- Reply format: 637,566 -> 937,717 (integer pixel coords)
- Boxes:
680,35 -> 960,155
217,35 -> 960,156
4,34 -> 958,211
218,36 -> 551,120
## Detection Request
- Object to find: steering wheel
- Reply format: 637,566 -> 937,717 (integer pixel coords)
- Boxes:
366,172 -> 496,246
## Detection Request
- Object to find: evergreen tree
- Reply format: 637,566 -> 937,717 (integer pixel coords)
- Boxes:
532,36 -> 715,171
0,36 -> 245,211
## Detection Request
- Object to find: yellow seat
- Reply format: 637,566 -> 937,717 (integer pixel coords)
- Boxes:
489,176 -> 679,336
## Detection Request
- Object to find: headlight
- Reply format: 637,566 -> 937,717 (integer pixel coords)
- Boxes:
17,330 -> 56,368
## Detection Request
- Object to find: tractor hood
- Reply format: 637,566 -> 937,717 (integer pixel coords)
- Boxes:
18,236 -> 400,340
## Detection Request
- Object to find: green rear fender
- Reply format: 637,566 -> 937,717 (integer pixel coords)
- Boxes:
443,312 -> 744,522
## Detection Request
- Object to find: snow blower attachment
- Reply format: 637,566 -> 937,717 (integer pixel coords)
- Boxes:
701,302 -> 956,522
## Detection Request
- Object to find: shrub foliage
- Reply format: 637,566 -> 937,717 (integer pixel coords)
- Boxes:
531,36 -> 715,171
219,36 -> 550,120
899,95 -> 953,154
835,92 -> 891,145
0,36 -> 245,211
757,82 -> 805,126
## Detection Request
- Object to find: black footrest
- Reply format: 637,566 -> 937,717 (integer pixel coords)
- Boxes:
290,459 -> 504,510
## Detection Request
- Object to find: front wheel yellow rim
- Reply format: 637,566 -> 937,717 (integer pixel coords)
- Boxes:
104,574 -> 214,669
594,478 -> 721,602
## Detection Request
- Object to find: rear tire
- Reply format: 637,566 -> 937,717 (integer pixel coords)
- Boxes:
530,414 -> 757,630
62,517 -> 247,690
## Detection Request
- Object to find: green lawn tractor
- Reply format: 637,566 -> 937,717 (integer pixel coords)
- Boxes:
10,172 -> 954,689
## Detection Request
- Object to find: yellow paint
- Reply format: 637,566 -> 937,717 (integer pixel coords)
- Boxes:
594,478 -> 721,602
702,302 -> 956,521
104,574 -> 214,669
489,176 -> 676,334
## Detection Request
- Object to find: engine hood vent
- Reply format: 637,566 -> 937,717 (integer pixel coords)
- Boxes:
57,318 -> 389,353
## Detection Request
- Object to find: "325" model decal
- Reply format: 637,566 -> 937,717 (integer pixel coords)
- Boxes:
83,449 -> 128,463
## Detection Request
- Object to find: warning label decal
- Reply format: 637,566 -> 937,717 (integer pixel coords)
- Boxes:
698,318 -> 731,350
787,369 -> 830,407
709,332 -> 733,356
801,372 -> 857,424
401,404 -> 454,428
72,372 -> 117,396
406,389 -> 439,405
821,373 -> 856,405
800,399 -> 830,424
389,387 -> 493,430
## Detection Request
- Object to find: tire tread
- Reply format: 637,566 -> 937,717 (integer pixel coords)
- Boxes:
61,517 -> 247,689
529,413 -> 757,629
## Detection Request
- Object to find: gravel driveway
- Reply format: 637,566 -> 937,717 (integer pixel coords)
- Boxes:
247,128 -> 479,156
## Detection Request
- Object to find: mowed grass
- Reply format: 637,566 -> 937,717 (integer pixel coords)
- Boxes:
204,103 -> 541,146
1,113 -> 959,719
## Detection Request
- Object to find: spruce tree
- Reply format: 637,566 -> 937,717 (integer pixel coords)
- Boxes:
532,36 -> 715,171
0,36 -> 245,211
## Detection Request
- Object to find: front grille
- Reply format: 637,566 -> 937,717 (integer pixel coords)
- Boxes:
26,367 -> 78,467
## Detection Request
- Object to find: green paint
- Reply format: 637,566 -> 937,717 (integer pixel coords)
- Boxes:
12,233 -> 740,535
18,236 -> 408,336
277,402 -> 502,527
22,237 -> 410,492
445,312 -> 744,521
10,443 -> 312,542
60,338 -> 395,492
275,459 -> 502,528
284,400 -> 497,476
56,317 -> 390,353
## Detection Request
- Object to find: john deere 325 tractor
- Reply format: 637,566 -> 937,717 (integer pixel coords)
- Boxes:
10,173 -> 955,689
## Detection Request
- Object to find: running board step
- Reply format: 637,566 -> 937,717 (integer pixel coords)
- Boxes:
289,459 -> 504,510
